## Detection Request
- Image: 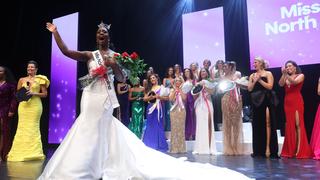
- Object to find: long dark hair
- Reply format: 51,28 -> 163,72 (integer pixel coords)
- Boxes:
183,68 -> 194,81
198,68 -> 210,82
224,61 -> 236,72
165,67 -> 175,78
0,66 -> 16,83
146,73 -> 160,93
215,60 -> 224,69
285,60 -> 302,74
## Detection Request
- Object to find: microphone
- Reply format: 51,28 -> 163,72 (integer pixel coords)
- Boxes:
26,81 -> 31,91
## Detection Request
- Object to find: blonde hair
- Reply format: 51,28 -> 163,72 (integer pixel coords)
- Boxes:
173,77 -> 184,86
254,56 -> 269,69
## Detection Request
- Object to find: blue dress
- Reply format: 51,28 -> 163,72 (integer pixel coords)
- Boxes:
142,87 -> 168,152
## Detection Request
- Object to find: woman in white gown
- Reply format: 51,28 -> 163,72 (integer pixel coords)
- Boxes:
38,22 -> 252,180
192,68 -> 217,155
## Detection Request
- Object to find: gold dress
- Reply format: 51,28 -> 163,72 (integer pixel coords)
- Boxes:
7,75 -> 50,161
169,91 -> 186,153
221,87 -> 244,155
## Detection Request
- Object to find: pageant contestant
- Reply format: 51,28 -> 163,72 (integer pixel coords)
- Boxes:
310,77 -> 320,159
0,66 -> 17,161
169,77 -> 187,153
183,68 -> 196,140
221,61 -> 244,155
193,68 -> 217,155
248,57 -> 279,158
279,60 -> 313,158
128,77 -> 145,138
143,74 -> 168,152
39,21 -> 251,180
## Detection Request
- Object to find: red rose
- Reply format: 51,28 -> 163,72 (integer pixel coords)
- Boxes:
92,65 -> 107,78
130,52 -> 139,60
114,53 -> 120,57
122,52 -> 130,58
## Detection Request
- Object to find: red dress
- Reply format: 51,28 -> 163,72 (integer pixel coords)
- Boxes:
311,104 -> 320,160
281,81 -> 313,158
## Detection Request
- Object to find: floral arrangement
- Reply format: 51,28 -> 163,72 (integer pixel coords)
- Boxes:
92,65 -> 107,78
114,52 -> 147,85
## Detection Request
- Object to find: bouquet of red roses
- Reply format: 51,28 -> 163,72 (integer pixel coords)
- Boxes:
114,52 -> 147,85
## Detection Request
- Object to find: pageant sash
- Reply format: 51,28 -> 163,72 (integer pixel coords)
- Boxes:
92,50 -> 112,89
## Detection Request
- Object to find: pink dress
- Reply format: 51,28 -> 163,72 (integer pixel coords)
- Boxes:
311,104 -> 320,160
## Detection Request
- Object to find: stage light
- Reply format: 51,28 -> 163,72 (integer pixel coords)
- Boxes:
180,0 -> 194,14
218,80 -> 236,93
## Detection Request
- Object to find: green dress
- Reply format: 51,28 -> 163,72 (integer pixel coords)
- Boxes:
128,91 -> 145,138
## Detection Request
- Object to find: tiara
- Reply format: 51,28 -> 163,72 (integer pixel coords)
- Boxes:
98,21 -> 111,30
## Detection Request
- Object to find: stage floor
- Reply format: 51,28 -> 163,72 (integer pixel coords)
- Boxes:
1,123 -> 319,179
1,149 -> 320,179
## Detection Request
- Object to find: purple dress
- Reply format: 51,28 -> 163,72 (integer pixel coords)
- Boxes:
0,82 -> 17,160
142,88 -> 168,152
185,92 -> 196,140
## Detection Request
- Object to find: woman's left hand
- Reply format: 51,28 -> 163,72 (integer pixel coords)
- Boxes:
26,90 -> 34,96
104,55 -> 117,66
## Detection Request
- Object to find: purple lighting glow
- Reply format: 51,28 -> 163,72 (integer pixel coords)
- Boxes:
182,7 -> 225,68
247,0 -> 320,69
49,13 -> 78,144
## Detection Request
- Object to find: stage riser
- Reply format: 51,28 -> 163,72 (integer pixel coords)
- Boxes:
169,123 -> 284,154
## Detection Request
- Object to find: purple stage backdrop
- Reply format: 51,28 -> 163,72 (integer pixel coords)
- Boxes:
182,7 -> 225,68
49,13 -> 78,143
247,1 -> 320,69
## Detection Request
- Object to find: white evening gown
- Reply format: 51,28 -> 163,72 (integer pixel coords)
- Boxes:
38,63 -> 251,180
193,90 -> 217,155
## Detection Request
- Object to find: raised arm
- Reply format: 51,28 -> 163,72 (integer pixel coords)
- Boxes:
278,66 -> 287,87
46,22 -> 91,62
287,74 -> 304,85
247,73 -> 256,92
257,71 -> 274,90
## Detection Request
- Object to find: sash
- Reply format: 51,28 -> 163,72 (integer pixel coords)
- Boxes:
202,89 -> 212,117
92,50 -> 112,89
170,90 -> 185,111
148,88 -> 163,122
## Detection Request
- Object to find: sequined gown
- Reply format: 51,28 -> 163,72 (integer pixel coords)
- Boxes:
128,91 -> 145,138
221,87 -> 244,155
169,90 -> 186,153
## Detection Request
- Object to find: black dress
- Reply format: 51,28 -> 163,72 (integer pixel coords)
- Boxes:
250,77 -> 279,157
212,72 -> 223,131
117,83 -> 130,126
